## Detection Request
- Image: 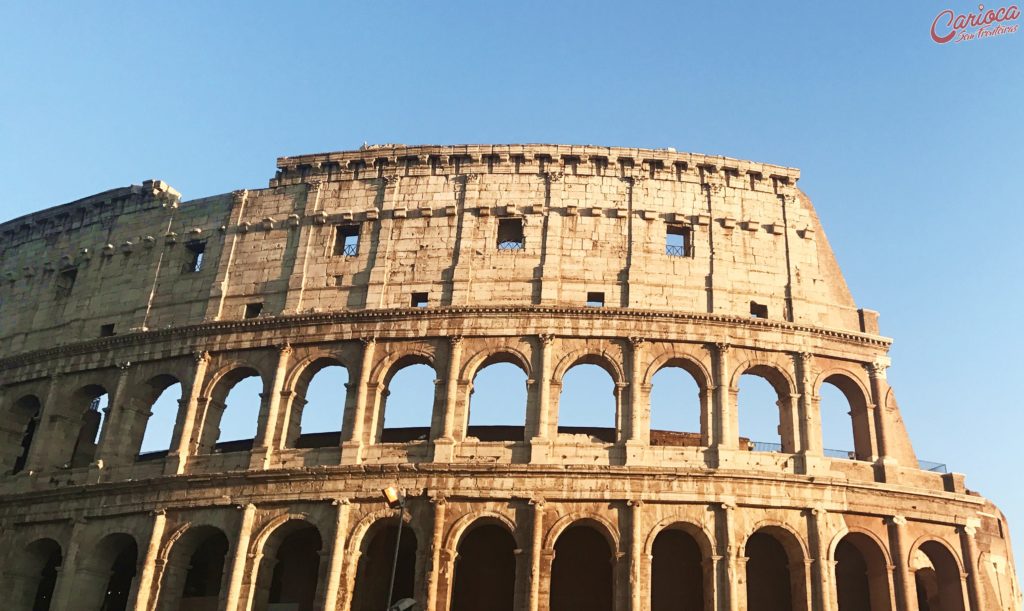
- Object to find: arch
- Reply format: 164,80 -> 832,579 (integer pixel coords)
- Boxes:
443,510 -> 519,554
742,523 -> 810,611
76,532 -> 139,611
643,519 -> 715,561
833,530 -> 893,611
649,363 -> 704,444
376,354 -> 437,443
651,525 -> 708,611
155,524 -> 230,611
370,349 -> 436,387
350,515 -> 419,611
250,518 -> 323,611
733,361 -> 796,453
552,349 -> 625,385
910,537 -> 967,611
558,361 -> 618,439
5,394 -> 42,474
550,520 -> 616,611
9,537 -> 62,611
289,357 -> 350,446
466,358 -> 529,441
643,353 -> 711,391
202,365 -> 264,451
450,518 -> 518,611
202,362 -> 269,402
138,374 -> 184,457
544,513 -> 619,552
460,347 -> 533,382
815,369 -> 874,461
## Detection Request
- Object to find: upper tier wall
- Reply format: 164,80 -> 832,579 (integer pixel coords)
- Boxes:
0,145 -> 873,355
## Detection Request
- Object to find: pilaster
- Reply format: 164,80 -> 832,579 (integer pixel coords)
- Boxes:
341,337 -> 376,464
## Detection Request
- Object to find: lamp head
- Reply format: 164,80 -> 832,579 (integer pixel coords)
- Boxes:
382,486 -> 405,509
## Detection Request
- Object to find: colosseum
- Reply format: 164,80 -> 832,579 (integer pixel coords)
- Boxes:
0,144 -> 1018,611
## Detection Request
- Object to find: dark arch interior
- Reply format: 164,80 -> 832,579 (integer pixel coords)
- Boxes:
550,525 -> 613,611
351,523 -> 417,611
745,532 -> 793,611
181,530 -> 230,606
835,538 -> 871,611
98,537 -> 139,611
450,523 -> 517,611
266,523 -> 323,611
651,528 -> 705,611
27,539 -> 62,611
915,541 -> 967,611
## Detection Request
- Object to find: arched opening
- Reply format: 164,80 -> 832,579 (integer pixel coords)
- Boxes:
913,541 -> 966,611
450,522 -> 517,611
737,367 -> 794,453
745,528 -> 806,611
68,385 -> 109,468
835,532 -> 892,611
5,394 -> 42,474
157,526 -> 230,611
76,533 -> 138,611
291,359 -> 349,448
202,367 -> 263,453
649,363 -> 703,446
466,356 -> 529,442
351,521 -> 418,611
10,538 -> 61,611
550,523 -> 614,611
253,520 -> 323,611
820,374 -> 873,461
651,527 -> 705,611
558,361 -> 617,443
378,357 -> 436,443
138,376 -> 183,459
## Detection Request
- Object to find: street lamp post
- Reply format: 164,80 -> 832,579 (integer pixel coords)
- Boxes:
382,486 -> 407,611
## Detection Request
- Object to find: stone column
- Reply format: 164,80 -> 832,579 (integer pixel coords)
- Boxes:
625,338 -> 647,464
342,337 -> 376,465
50,518 -> 86,611
711,343 -> 736,451
959,521 -> 985,611
808,507 -> 834,611
425,497 -> 448,611
434,337 -> 463,462
796,353 -> 822,456
628,500 -> 643,611
887,516 -> 918,611
867,360 -> 894,463
166,351 -> 211,475
130,509 -> 167,611
714,502 -> 739,611
529,335 -> 554,463
250,344 -> 292,470
224,503 -> 257,611
320,498 -> 351,611
528,499 -> 545,611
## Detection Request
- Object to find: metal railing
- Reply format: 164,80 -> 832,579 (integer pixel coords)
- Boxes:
750,440 -> 948,472
665,244 -> 687,257
498,240 -> 524,251
342,243 -> 358,256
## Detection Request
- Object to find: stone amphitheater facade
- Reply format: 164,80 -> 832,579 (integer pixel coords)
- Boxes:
0,144 -> 1018,611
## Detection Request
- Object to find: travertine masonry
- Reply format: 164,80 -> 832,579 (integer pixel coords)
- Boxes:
0,145 -> 1017,611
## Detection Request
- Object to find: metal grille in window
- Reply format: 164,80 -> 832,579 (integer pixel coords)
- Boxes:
342,242 -> 359,256
665,244 -> 687,257
497,240 -> 524,251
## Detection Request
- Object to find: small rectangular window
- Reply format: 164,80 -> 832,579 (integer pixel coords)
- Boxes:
244,302 -> 263,319
99,323 -> 115,337
411,292 -> 429,308
334,224 -> 360,256
586,292 -> 605,307
184,240 -> 206,273
497,218 -> 524,250
56,268 -> 77,298
750,301 -> 768,319
666,224 -> 692,257
332,274 -> 344,287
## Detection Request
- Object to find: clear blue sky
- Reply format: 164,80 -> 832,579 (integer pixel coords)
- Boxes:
3,2 -> 1022,550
